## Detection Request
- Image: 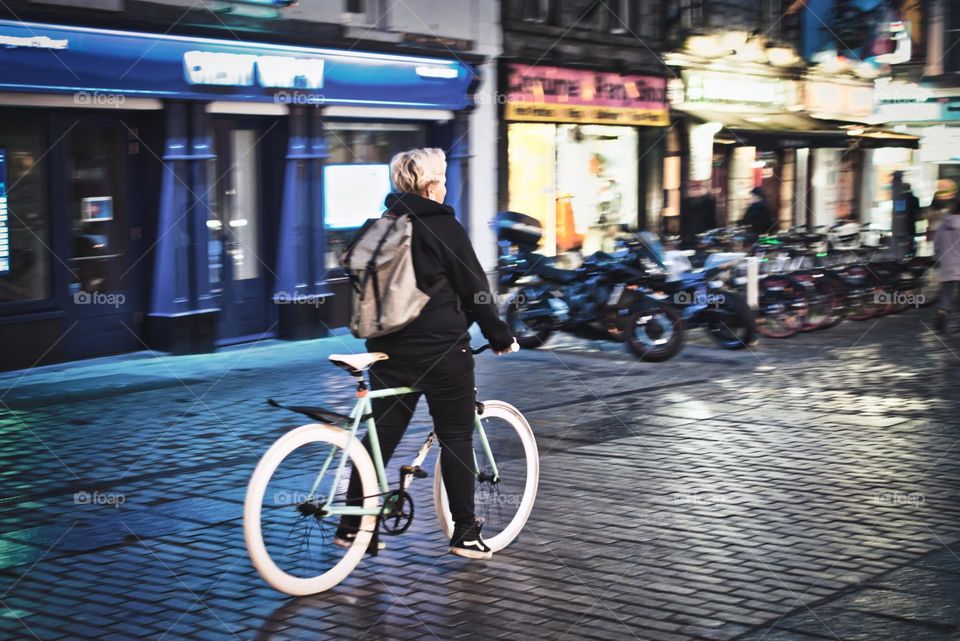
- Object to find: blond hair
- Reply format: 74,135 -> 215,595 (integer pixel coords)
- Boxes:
390,147 -> 446,195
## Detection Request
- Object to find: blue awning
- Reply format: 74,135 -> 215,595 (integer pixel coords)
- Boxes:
0,19 -> 474,110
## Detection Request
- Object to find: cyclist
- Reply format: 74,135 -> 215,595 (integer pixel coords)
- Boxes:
335,147 -> 516,559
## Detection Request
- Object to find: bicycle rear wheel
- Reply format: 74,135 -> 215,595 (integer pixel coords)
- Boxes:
244,424 -> 379,595
433,400 -> 538,552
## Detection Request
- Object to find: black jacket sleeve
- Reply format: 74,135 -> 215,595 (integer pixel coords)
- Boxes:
437,219 -> 514,351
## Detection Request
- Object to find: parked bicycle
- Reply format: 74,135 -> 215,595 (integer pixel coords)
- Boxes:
244,344 -> 538,595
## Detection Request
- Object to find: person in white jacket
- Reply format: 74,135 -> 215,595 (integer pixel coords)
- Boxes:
933,200 -> 960,333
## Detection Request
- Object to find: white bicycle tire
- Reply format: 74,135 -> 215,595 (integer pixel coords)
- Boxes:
433,400 -> 538,552
244,423 -> 378,595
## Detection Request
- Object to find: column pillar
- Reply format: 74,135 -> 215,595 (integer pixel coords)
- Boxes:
274,106 -> 332,339
145,101 -> 219,354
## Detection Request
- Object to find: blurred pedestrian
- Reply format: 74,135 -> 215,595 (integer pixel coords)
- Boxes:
679,181 -> 717,250
933,199 -> 960,333
740,187 -> 776,238
928,179 -> 958,243
902,182 -> 921,256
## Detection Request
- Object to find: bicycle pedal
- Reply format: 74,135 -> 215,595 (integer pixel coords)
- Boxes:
400,465 -> 428,479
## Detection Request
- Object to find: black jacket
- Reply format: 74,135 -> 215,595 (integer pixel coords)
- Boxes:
741,200 -> 776,236
364,192 -> 513,358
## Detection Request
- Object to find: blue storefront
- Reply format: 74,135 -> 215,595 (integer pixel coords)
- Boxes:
0,19 -> 477,370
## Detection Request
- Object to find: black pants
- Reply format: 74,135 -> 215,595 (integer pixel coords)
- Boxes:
343,346 -> 477,531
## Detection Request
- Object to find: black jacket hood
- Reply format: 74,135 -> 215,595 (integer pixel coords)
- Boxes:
384,192 -> 454,218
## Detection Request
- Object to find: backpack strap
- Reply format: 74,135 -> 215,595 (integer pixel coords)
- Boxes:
365,214 -> 403,331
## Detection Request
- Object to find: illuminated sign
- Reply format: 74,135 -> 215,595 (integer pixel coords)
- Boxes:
505,64 -> 668,126
804,81 -> 874,120
183,52 -> 325,89
0,150 -> 7,274
875,78 -> 932,104
183,51 -> 257,87
257,56 -> 324,89
0,34 -> 67,49
682,71 -> 795,108
0,19 -> 469,109
874,101 -> 942,123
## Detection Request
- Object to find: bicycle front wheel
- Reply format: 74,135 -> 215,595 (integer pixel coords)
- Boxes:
433,400 -> 539,552
244,423 -> 379,595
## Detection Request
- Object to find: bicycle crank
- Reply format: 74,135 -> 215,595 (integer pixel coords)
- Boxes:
379,489 -> 414,535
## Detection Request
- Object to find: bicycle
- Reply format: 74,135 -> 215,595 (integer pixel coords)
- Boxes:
243,344 -> 538,595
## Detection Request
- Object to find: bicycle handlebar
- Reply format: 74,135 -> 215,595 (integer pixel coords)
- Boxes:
471,341 -> 520,355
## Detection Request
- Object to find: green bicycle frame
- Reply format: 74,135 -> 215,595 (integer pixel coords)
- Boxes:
313,386 -> 500,517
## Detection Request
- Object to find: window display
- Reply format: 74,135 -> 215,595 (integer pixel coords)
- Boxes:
324,164 -> 390,230
508,123 -> 638,257
68,126 -> 126,295
323,122 -> 425,268
0,121 -> 49,303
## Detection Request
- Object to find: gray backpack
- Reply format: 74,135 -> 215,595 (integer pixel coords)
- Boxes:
340,214 -> 442,339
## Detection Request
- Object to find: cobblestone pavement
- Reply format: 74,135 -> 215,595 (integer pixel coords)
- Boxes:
0,309 -> 958,641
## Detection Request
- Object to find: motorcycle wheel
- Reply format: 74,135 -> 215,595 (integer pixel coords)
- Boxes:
625,304 -> 685,362
705,292 -> 756,350
505,298 -> 554,349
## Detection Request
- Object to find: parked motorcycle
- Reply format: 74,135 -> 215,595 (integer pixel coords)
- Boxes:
496,212 -> 686,362
619,233 -> 757,349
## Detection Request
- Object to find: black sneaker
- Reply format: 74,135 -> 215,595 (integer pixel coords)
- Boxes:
449,519 -> 493,560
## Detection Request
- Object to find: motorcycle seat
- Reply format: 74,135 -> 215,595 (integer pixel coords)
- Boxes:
528,254 -> 580,284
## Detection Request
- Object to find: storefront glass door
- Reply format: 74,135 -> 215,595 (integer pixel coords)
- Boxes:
65,121 -> 139,359
208,124 -> 267,342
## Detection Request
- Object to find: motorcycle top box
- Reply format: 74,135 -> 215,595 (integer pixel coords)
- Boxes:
496,211 -> 543,252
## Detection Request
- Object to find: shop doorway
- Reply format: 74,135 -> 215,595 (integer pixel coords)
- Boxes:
207,122 -> 270,343
62,116 -> 153,360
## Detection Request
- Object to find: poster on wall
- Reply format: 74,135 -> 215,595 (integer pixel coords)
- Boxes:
0,149 -> 8,274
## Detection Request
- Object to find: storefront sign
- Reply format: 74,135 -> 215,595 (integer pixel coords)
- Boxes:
505,64 -> 668,126
682,71 -> 795,108
0,34 -> 68,49
804,80 -> 874,120
0,150 -> 7,274
0,19 -> 471,109
183,52 -> 326,89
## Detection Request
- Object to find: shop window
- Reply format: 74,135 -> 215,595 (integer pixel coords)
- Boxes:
323,122 -> 425,269
608,0 -> 634,34
637,0 -> 661,39
948,4 -> 960,73
68,126 -> 127,297
0,120 -> 49,303
344,0 -> 389,27
207,128 -> 261,293
519,0 -> 555,23
508,123 -> 639,258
